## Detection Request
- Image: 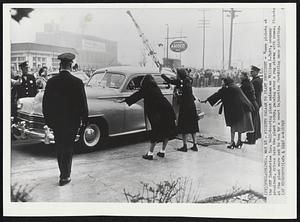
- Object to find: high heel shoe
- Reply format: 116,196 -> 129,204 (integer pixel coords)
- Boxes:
235,140 -> 243,149
227,142 -> 235,149
177,145 -> 188,152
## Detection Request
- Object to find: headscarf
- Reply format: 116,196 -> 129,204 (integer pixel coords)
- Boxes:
222,76 -> 234,86
176,68 -> 193,84
176,68 -> 188,80
141,74 -> 158,90
240,71 -> 250,84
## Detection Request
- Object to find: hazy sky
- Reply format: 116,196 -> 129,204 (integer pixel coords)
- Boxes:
10,7 -> 267,69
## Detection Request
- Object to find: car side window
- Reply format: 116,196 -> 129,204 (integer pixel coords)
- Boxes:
101,73 -> 125,89
126,76 -> 145,91
153,74 -> 171,89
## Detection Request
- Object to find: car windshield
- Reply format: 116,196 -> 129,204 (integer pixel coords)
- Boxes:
87,72 -> 125,89
74,72 -> 89,82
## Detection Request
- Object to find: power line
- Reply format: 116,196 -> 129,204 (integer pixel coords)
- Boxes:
223,8 -> 242,70
197,9 -> 210,70
222,9 -> 225,70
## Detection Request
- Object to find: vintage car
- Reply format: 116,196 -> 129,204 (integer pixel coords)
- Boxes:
12,66 -> 205,152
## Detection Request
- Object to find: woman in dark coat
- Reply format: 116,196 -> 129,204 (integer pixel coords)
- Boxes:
240,71 -> 260,144
202,77 -> 255,149
120,74 -> 177,160
161,68 -> 200,152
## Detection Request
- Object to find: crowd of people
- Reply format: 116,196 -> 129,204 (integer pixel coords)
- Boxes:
11,54 -> 263,186
190,68 -> 245,88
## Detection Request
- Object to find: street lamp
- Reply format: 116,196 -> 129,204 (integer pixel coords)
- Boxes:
165,24 -> 169,60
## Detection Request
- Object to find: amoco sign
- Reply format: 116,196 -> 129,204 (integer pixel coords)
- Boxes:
170,40 -> 188,52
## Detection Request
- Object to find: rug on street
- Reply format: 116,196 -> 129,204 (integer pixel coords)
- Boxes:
196,189 -> 266,203
177,135 -> 227,147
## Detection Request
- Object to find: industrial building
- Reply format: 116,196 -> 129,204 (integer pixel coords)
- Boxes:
35,22 -> 118,70
11,42 -> 78,71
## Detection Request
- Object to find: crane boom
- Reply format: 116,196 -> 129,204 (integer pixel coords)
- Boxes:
126,10 -> 162,70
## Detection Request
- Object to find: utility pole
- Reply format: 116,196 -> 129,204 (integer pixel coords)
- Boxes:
224,8 -> 241,70
222,9 -> 225,70
197,9 -> 210,70
166,24 -> 169,60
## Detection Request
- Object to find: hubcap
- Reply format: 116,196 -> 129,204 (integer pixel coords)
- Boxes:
83,123 -> 101,147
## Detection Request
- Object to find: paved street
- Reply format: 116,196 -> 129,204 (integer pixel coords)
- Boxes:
10,87 -> 264,202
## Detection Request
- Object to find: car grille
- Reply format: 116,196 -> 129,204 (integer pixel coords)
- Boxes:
17,112 -> 45,130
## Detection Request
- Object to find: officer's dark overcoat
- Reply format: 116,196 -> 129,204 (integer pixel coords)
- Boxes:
42,70 -> 88,131
16,74 -> 37,99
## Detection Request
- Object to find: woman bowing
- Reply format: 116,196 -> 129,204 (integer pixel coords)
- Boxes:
119,74 -> 177,160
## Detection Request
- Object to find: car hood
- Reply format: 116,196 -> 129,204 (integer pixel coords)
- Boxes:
17,87 -> 121,116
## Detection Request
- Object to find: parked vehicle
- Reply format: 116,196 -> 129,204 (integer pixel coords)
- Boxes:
47,71 -> 90,84
12,66 -> 205,152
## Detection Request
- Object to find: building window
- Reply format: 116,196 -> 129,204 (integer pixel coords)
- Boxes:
38,57 -> 41,62
33,57 -> 36,61
42,58 -> 46,62
11,57 -> 17,62
18,57 -> 26,61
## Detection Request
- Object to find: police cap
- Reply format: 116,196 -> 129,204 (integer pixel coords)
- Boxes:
251,65 -> 260,72
57,53 -> 75,62
19,61 -> 29,68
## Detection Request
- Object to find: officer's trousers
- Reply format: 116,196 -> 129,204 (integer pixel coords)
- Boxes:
53,128 -> 77,179
246,109 -> 262,143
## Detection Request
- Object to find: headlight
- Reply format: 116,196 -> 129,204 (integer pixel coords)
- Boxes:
16,100 -> 23,109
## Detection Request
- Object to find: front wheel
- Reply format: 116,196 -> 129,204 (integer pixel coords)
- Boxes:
77,120 -> 107,153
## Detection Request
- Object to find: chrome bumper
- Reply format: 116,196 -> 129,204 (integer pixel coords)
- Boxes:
11,118 -> 80,144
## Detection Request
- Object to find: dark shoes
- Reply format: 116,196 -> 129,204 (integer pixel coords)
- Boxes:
235,140 -> 243,149
190,144 -> 198,151
177,145 -> 188,152
142,153 -> 153,160
227,141 -> 243,149
227,142 -> 235,149
157,152 -> 165,158
59,177 -> 71,186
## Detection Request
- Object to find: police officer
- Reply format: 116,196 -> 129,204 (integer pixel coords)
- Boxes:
245,65 -> 263,144
42,53 -> 88,186
15,61 -> 38,99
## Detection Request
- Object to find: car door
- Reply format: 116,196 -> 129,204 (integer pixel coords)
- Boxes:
123,74 -> 147,133
85,71 -> 126,135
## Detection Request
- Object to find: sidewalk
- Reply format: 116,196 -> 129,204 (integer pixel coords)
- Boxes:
11,138 -> 263,202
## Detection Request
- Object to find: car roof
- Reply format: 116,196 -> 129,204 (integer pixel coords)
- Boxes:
94,66 -> 175,77
47,71 -> 87,76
